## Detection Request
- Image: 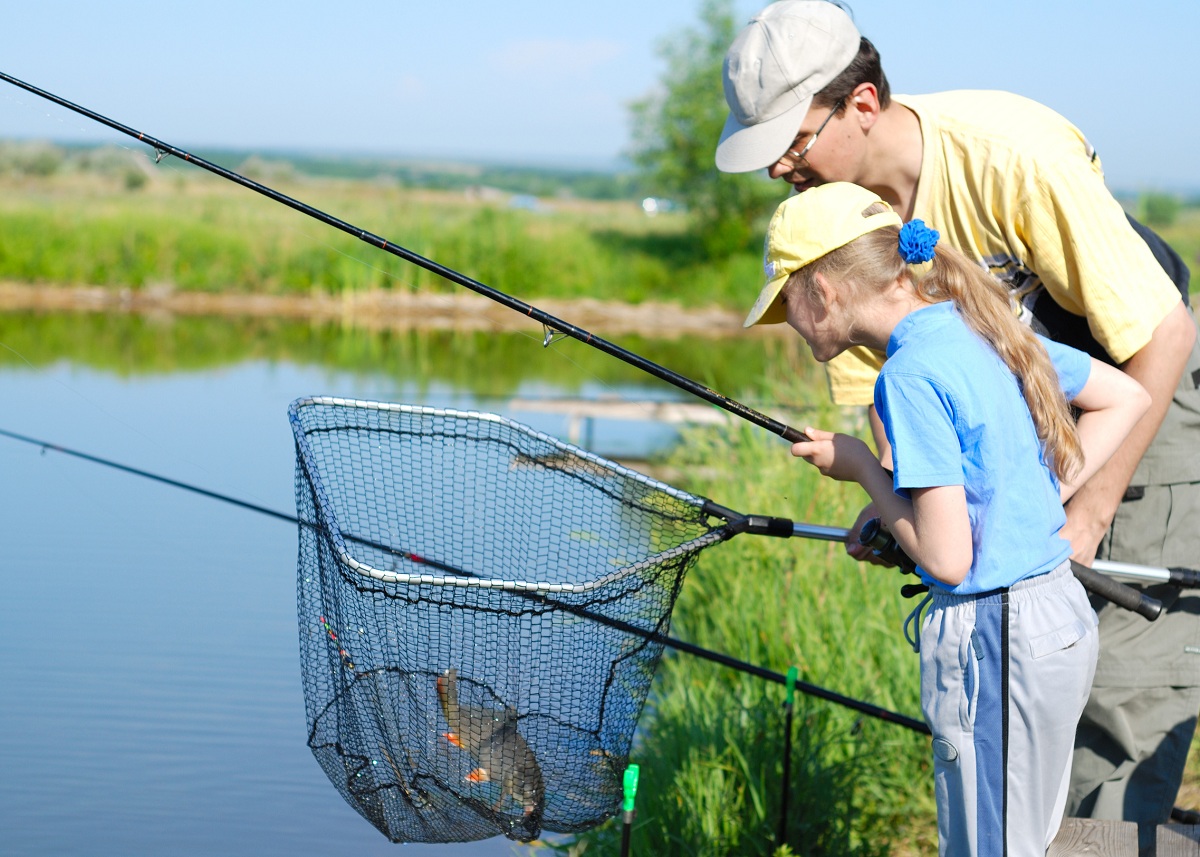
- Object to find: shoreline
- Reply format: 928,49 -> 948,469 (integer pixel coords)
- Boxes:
0,281 -> 791,340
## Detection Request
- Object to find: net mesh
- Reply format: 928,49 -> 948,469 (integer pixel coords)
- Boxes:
290,397 -> 725,843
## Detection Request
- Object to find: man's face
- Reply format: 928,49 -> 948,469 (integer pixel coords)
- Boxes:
767,99 -> 853,194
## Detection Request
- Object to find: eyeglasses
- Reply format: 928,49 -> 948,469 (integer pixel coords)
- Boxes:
775,98 -> 846,170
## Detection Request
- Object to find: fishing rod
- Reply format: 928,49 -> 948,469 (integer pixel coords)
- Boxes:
716,512 -> 1163,620
850,518 -> 1167,620
0,70 -> 807,444
0,424 -> 929,734
0,72 -> 1161,621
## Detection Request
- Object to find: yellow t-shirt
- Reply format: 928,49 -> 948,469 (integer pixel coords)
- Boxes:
826,90 -> 1183,407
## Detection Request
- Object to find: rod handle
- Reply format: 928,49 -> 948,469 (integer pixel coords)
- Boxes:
1168,567 -> 1200,588
1071,560 -> 1162,621
780,425 -> 811,444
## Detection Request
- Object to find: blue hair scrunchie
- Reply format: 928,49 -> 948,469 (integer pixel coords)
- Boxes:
897,220 -> 940,264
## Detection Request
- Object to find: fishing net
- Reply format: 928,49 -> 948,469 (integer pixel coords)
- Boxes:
290,397 -> 727,843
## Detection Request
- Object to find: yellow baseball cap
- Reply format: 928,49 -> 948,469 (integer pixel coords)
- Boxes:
743,182 -> 901,327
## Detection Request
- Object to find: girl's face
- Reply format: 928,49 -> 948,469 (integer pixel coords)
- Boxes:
783,273 -> 851,363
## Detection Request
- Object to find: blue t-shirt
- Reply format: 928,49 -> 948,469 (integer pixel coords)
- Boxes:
874,301 -> 1091,594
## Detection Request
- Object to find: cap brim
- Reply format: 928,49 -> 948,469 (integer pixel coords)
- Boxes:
743,271 -> 790,327
715,97 -> 811,174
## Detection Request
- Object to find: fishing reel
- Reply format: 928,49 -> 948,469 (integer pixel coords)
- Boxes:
857,517 -> 928,598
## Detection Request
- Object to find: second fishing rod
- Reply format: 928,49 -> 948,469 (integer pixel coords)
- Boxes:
0,70 -> 1159,621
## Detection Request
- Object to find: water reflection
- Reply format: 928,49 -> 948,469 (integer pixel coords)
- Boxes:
0,312 -> 788,855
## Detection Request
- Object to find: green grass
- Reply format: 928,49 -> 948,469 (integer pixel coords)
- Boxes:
0,168 -> 769,307
1159,206 -> 1200,293
1,146 -> 1197,311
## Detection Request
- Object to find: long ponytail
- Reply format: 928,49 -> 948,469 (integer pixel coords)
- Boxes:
788,218 -> 1083,482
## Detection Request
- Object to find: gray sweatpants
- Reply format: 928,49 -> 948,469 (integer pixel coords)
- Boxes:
920,562 -> 1099,857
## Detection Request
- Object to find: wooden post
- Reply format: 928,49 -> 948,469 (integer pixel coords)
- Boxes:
1159,824 -> 1200,857
1048,817 -> 1138,856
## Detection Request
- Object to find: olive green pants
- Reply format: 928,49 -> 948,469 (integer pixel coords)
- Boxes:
1067,481 -> 1200,856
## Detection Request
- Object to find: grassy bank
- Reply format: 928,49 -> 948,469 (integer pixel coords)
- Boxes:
1,145 -> 1197,314
0,158 -> 769,308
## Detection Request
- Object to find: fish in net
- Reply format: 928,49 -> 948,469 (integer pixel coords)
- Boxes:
290,396 -> 728,843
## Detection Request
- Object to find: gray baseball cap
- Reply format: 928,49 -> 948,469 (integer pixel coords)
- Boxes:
715,1 -> 861,173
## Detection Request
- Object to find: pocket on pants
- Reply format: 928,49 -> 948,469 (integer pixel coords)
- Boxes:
963,628 -> 980,725
1029,617 -> 1089,659
920,610 -> 979,734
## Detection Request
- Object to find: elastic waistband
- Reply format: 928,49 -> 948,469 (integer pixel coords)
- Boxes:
930,560 -> 1074,608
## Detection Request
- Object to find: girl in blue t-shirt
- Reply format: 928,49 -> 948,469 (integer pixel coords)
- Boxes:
744,182 -> 1151,857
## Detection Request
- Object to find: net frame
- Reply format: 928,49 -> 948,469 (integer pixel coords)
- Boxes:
294,397 -> 723,593
290,396 -> 729,843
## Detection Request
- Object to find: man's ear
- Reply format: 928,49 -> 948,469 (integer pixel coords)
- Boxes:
849,83 -> 881,131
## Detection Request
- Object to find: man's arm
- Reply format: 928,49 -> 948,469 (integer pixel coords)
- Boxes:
1060,300 -> 1196,565
1059,356 -> 1151,502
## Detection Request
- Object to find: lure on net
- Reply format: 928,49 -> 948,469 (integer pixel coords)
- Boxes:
290,396 -> 729,843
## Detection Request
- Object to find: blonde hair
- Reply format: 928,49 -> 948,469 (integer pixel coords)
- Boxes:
786,212 -> 1083,482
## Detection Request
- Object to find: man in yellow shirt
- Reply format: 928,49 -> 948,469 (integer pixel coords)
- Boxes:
715,1 -> 1200,852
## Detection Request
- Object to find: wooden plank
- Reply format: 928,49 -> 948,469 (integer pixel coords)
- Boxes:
1048,817 -> 1138,856
1159,824 -> 1200,857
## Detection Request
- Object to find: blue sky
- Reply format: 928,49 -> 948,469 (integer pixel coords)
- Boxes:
2,0 -> 1196,191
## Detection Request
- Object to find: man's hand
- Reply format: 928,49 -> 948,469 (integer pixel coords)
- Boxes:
1061,301 -> 1196,565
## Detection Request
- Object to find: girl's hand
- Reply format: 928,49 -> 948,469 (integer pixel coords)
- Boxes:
791,427 -> 875,483
846,502 -> 890,564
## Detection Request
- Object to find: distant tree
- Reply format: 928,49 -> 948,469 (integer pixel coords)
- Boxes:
123,168 -> 148,192
0,141 -> 64,177
628,0 -> 782,258
1138,191 -> 1181,228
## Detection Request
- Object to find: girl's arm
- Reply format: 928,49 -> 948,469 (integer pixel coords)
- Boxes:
793,427 -> 973,586
867,405 -> 894,470
898,486 -> 972,586
1060,359 -> 1152,503
843,405 -> 892,565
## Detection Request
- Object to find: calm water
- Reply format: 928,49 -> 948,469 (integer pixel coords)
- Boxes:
0,328 -> 737,855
